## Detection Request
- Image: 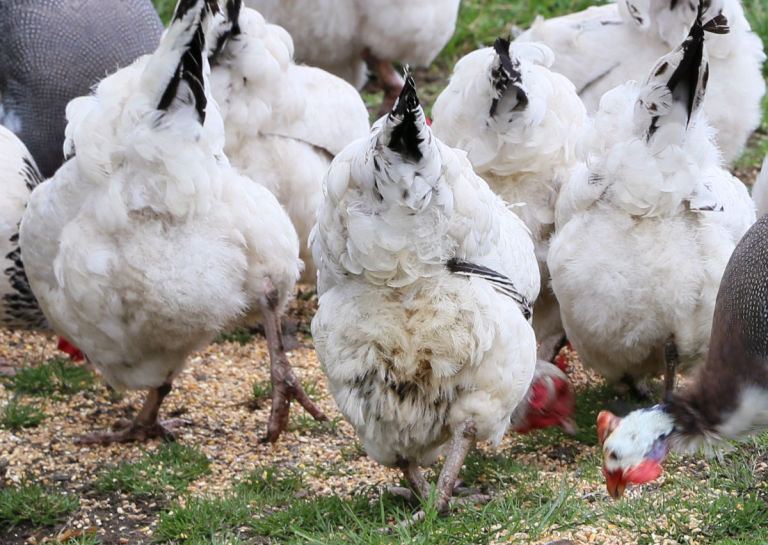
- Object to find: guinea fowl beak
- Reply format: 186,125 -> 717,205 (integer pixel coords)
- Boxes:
603,466 -> 627,499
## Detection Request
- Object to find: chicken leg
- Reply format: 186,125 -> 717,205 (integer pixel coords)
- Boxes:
394,419 -> 490,527
434,419 -> 488,512
362,49 -> 405,115
388,458 -> 432,503
259,278 -> 328,443
75,382 -> 189,444
663,335 -> 679,398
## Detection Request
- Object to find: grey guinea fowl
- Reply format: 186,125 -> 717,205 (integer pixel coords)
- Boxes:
599,213 -> 768,499
0,0 -> 163,177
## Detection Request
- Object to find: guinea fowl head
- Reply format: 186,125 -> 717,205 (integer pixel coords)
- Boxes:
511,361 -> 576,435
597,407 -> 675,499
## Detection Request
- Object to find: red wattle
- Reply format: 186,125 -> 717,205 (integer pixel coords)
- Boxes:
57,337 -> 85,362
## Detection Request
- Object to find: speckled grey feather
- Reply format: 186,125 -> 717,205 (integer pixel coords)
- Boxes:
0,0 -> 163,177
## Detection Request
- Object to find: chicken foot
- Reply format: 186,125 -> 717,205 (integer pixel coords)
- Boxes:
392,419 -> 490,528
75,383 -> 189,444
260,278 -> 328,443
388,458 -> 432,503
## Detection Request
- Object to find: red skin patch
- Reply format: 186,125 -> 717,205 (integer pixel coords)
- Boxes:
597,410 -> 621,445
57,337 -> 85,362
515,377 -> 575,434
603,459 -> 664,499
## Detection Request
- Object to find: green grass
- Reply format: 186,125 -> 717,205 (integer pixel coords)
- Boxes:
250,378 -> 272,403
2,357 -> 96,400
95,443 -> 211,498
0,483 -> 79,528
154,454 -> 598,545
60,532 -> 101,545
153,0 -> 176,23
154,467 -> 306,543
0,396 -> 46,430
744,0 -> 768,77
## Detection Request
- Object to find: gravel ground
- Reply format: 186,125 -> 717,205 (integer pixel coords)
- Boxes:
0,288 -> 722,545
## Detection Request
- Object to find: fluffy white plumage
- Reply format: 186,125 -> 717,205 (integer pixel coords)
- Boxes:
0,125 -> 47,331
243,0 -> 460,90
752,155 -> 768,217
310,78 -> 538,497
515,0 -> 766,163
208,3 -> 369,283
431,38 -> 589,355
18,0 -> 307,442
548,21 -> 756,385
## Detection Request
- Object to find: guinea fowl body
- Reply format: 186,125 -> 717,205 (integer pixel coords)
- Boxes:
0,0 -> 163,177
665,215 -> 768,441
600,213 -> 768,498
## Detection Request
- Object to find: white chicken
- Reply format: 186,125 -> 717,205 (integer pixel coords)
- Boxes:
206,0 -> 370,283
0,125 -> 47,333
431,37 -> 589,363
310,75 -> 539,517
0,125 -> 89,367
19,0 -> 326,444
244,0 -> 461,110
548,6 -> 756,396
515,0 -> 766,163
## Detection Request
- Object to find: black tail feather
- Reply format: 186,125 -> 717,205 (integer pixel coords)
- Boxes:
210,0 -> 243,60
390,72 -> 420,118
490,36 -> 527,117
447,258 -> 533,319
387,73 -> 424,162
157,0 -> 218,123
664,0 -> 722,124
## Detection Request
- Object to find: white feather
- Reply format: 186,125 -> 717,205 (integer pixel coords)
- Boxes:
432,40 -> 589,346
548,47 -> 756,384
209,7 -> 369,283
244,0 -> 460,89
515,0 -> 766,163
19,2 -> 301,393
